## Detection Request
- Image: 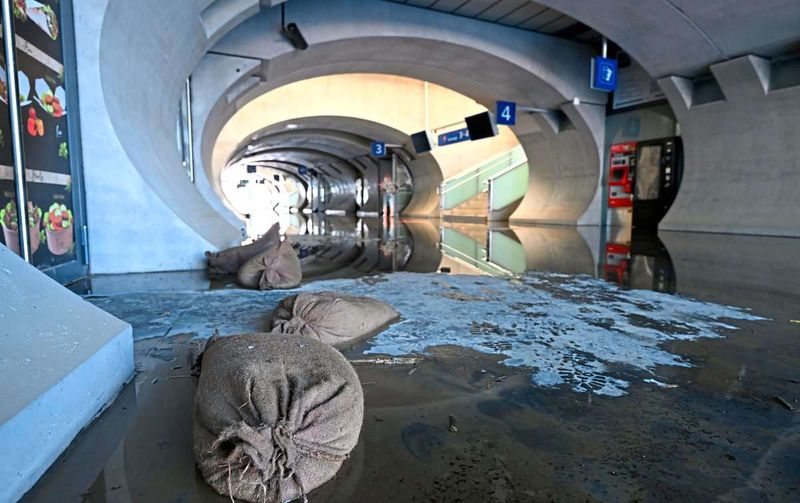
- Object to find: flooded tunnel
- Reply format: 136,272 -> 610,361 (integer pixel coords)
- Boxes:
1,1 -> 800,502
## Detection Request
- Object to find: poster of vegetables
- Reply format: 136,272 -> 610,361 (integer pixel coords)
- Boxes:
5,0 -> 79,267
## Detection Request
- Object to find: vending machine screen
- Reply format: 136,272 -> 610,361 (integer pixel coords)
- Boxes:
635,145 -> 662,201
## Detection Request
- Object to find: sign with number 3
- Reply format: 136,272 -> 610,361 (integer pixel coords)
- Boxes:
371,141 -> 386,157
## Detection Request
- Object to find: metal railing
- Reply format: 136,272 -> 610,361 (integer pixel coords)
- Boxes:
487,161 -> 528,212
440,146 -> 527,211
440,227 -> 514,277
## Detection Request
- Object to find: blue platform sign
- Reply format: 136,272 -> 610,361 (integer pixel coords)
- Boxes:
438,128 -> 471,146
591,56 -> 618,92
496,101 -> 517,125
371,141 -> 387,157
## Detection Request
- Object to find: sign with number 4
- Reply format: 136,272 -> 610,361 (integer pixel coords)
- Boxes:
496,101 -> 516,126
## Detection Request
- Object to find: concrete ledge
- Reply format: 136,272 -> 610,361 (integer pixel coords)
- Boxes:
0,246 -> 133,502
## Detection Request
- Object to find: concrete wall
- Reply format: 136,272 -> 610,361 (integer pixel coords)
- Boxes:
75,0 -> 237,274
659,55 -> 800,237
511,103 -> 606,226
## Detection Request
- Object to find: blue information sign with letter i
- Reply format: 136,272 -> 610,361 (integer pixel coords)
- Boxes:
371,141 -> 386,157
591,56 -> 618,92
496,101 -> 517,125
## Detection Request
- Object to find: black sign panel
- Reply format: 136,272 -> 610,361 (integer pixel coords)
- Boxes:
465,112 -> 498,141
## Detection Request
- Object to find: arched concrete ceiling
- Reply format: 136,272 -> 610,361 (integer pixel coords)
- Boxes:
231,131 -> 377,179
285,0 -> 800,78
198,1 -> 606,227
227,116 -> 443,216
95,0 -> 800,251
99,0 -> 602,249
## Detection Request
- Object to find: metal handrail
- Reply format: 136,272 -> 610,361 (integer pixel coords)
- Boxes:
441,154 -> 514,195
488,159 -> 526,182
441,147 -> 525,196
488,161 -> 528,211
441,147 -> 515,185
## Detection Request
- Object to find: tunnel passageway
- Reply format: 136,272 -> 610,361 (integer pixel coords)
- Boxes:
3,1 -> 800,502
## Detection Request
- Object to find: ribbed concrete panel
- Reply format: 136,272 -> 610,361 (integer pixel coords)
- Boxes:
533,0 -> 800,77
477,0 -> 530,23
659,55 -> 800,237
498,2 -> 549,26
386,0 -> 800,77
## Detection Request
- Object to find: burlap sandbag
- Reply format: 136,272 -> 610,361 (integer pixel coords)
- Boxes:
269,291 -> 400,348
237,240 -> 302,290
194,333 -> 364,503
206,223 -> 280,277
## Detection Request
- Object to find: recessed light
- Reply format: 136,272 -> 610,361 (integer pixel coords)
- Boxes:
286,124 -> 299,129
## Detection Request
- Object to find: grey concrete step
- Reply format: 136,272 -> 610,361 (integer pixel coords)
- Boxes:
0,246 -> 134,502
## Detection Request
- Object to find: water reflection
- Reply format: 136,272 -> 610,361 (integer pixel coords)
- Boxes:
275,215 -> 676,294
26,218 -> 800,503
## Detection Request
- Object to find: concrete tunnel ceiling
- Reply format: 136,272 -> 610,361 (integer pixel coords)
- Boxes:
222,116 -> 442,215
95,0 -> 800,249
98,0 -> 608,249
210,74 -> 519,219
254,1 -> 800,237
198,2 -> 609,229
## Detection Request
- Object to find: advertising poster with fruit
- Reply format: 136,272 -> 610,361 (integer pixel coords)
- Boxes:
6,0 -> 76,266
0,59 -> 21,254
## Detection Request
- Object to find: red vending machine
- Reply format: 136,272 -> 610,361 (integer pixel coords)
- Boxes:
608,142 -> 637,208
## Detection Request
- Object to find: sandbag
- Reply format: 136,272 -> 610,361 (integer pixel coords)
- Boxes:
194,333 -> 364,503
237,240 -> 302,290
206,223 -> 280,277
269,291 -> 400,348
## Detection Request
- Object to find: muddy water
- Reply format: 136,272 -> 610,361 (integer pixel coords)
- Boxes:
22,225 -> 800,502
22,319 -> 799,502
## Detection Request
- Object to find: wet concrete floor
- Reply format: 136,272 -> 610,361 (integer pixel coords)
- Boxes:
24,220 -> 800,502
